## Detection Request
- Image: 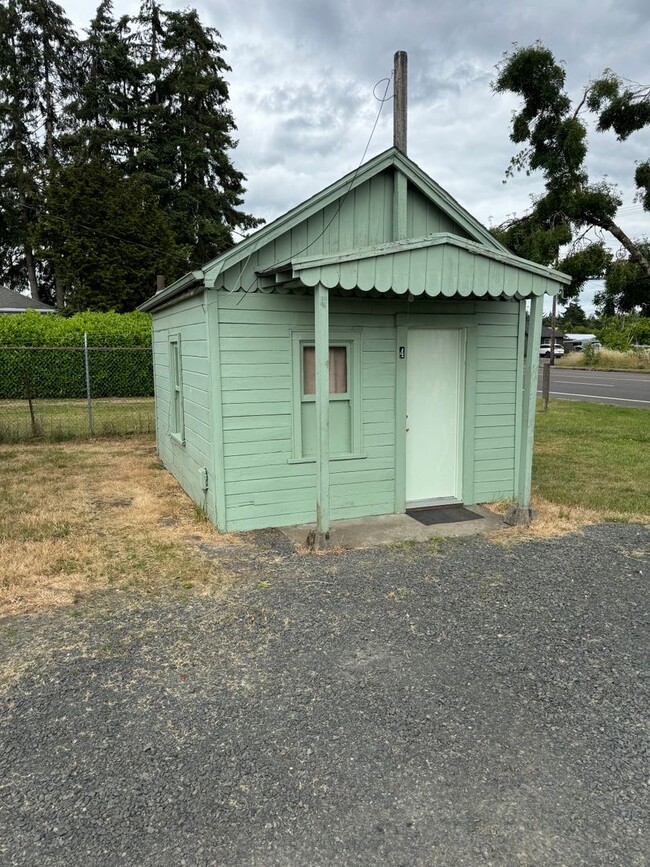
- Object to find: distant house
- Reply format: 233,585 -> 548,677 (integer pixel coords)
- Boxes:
140,147 -> 570,539
541,325 -> 565,345
0,286 -> 55,314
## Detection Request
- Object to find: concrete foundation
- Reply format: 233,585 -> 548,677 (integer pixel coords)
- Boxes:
282,505 -> 504,551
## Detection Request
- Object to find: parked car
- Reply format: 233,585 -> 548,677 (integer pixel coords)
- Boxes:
539,342 -> 565,358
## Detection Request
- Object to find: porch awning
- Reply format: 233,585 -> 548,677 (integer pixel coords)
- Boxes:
260,233 -> 571,299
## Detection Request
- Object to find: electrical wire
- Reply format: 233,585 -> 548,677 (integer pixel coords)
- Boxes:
17,199 -> 175,255
234,71 -> 394,306
4,72 -> 404,291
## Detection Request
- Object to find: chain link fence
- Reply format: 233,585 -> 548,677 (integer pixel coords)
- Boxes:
0,337 -> 155,442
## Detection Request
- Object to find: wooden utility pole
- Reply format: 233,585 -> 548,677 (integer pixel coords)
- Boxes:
393,51 -> 408,240
542,361 -> 551,412
156,274 -> 165,293
549,294 -> 557,367
393,51 -> 407,154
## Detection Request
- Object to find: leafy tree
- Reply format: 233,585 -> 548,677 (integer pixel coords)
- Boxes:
492,43 -> 650,303
596,241 -> 650,316
35,159 -> 187,312
596,314 -> 650,349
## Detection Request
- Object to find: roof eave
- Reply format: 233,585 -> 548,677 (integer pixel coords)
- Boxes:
138,270 -> 205,312
201,149 -> 398,282
288,233 -> 572,286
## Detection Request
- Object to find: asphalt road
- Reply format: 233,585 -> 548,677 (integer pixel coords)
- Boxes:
537,365 -> 650,408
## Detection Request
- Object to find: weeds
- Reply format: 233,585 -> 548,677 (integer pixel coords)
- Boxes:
558,348 -> 650,370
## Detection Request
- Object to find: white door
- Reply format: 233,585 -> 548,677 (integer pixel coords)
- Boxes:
405,328 -> 463,506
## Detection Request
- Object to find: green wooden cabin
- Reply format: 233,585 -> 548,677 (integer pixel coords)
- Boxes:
140,148 -> 570,537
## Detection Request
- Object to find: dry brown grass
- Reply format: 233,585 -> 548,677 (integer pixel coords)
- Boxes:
558,347 -> 650,370
0,436 -> 238,617
488,496 -> 649,545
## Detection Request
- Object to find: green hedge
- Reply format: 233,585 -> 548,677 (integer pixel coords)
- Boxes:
0,311 -> 154,399
0,347 -> 153,399
0,309 -> 152,347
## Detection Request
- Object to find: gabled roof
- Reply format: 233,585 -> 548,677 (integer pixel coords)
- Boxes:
203,147 -> 507,278
0,285 -> 55,312
541,326 -> 565,339
141,147 -> 510,311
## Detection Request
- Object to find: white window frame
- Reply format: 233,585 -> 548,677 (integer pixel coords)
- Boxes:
290,329 -> 363,462
169,334 -> 185,444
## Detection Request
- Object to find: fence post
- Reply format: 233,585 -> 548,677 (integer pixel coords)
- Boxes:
541,360 -> 551,412
84,332 -> 94,436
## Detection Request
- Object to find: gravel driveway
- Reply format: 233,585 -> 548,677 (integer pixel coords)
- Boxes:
1,523 -> 648,867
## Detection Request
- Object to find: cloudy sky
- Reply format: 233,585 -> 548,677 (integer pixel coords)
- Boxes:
65,0 -> 649,313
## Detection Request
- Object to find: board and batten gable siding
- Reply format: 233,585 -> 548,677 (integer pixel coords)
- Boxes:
217,291 -> 520,532
215,171 -> 472,294
406,183 -> 472,240
151,293 -> 215,520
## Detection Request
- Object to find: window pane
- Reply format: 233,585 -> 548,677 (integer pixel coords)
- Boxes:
302,345 -> 347,395
303,346 -> 315,394
329,346 -> 347,393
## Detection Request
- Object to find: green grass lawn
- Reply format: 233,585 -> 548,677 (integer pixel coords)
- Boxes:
0,397 -> 155,443
534,400 -> 649,515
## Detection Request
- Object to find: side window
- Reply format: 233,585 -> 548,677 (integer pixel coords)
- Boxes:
292,332 -> 362,459
169,335 -> 184,442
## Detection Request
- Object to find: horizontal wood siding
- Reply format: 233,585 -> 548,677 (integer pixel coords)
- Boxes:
218,291 -> 397,531
153,288 -> 520,531
152,295 -> 215,518
472,300 -> 519,501
217,292 -> 519,530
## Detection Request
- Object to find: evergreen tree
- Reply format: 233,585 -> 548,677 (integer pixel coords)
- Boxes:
2,0 -> 260,309
64,0 -> 139,164
0,0 -> 79,303
559,301 -> 588,331
36,159 -> 187,312
154,7 -> 261,266
128,0 -> 171,191
0,0 -> 44,300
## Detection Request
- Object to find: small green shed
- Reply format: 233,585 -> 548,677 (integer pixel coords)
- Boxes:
140,146 -> 570,539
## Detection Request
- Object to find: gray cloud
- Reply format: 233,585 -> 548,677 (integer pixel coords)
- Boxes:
63,0 -> 650,312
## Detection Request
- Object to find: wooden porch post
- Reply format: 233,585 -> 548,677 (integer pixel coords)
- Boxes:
313,282 -> 330,545
506,293 -> 544,525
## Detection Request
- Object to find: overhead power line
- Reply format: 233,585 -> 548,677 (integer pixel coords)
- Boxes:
235,70 -> 394,306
